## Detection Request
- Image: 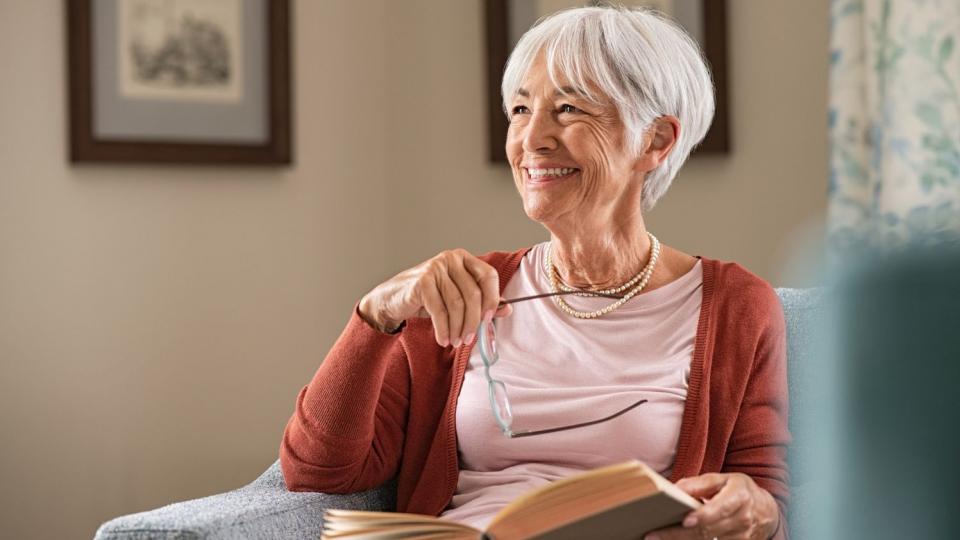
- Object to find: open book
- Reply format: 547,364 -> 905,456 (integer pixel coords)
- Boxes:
321,460 -> 701,540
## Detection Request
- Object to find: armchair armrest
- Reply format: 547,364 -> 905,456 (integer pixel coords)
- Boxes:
94,460 -> 397,540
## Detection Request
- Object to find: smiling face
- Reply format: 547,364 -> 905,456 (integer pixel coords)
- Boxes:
506,55 -> 649,230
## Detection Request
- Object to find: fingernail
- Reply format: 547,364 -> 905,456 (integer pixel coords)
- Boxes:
440,337 -> 449,347
644,535 -> 659,540
483,310 -> 494,323
465,332 -> 475,344
453,337 -> 462,347
682,516 -> 698,528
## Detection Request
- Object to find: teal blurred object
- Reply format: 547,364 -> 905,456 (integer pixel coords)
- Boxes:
822,244 -> 960,539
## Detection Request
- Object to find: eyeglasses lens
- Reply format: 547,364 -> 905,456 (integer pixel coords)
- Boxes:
480,320 -> 499,365
489,379 -> 513,430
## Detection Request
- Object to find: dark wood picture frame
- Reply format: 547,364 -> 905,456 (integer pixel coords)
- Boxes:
484,0 -> 729,163
66,0 -> 292,164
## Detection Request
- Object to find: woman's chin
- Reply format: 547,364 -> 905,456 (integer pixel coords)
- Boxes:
518,174 -> 580,224
521,197 -> 565,225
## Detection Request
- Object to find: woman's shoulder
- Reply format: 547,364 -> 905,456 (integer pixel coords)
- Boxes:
701,256 -> 783,325
704,258 -> 776,294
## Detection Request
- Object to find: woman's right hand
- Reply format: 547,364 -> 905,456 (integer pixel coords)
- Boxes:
358,249 -> 510,347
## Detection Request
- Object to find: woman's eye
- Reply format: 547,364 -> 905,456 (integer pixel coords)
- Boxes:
511,105 -> 530,115
559,104 -> 581,114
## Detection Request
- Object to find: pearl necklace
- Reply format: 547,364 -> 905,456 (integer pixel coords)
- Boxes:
546,232 -> 661,319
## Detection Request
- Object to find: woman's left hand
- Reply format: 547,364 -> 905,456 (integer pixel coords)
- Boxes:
643,473 -> 780,540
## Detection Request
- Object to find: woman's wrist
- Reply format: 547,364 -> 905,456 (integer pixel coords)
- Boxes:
358,295 -> 403,334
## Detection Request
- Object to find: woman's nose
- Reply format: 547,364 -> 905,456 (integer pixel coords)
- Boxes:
522,110 -> 559,153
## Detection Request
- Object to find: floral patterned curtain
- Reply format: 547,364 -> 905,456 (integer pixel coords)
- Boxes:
828,0 -> 960,250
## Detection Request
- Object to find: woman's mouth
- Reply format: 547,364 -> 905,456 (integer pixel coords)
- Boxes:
524,167 -> 580,186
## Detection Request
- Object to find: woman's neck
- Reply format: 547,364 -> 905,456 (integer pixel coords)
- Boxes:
547,223 -> 653,291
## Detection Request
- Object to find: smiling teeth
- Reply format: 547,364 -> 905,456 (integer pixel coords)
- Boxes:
527,167 -> 577,178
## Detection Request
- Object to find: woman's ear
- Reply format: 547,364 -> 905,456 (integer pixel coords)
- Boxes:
634,116 -> 680,172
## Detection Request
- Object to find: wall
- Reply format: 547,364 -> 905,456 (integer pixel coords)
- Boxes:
0,1 -> 827,537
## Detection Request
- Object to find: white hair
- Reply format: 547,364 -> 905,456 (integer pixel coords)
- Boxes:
502,6 -> 715,212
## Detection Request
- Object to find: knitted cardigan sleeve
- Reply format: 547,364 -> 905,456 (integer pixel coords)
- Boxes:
279,305 -> 411,494
721,282 -> 791,539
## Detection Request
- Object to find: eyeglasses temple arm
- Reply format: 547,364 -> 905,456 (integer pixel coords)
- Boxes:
506,399 -> 648,438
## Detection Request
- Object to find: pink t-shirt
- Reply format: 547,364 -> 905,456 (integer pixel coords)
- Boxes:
440,242 -> 703,529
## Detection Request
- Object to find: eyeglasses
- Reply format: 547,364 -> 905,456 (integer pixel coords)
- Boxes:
478,291 -> 648,438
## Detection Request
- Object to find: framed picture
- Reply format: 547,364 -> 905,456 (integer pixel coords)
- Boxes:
66,0 -> 291,164
484,0 -> 729,162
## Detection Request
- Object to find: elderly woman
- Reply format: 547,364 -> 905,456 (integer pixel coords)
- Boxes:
281,6 -> 788,540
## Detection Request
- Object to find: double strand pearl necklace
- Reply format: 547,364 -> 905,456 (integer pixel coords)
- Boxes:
546,232 -> 661,319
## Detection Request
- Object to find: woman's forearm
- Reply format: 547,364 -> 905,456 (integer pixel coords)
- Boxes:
280,304 -> 410,494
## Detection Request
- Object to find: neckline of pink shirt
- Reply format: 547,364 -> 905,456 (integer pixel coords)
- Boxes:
532,242 -> 703,313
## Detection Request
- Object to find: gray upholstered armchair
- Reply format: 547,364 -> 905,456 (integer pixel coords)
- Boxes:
94,288 -> 820,540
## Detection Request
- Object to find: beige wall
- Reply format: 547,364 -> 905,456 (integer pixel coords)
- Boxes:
0,1 -> 827,537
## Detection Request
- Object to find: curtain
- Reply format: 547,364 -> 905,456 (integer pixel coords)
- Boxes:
828,0 -> 960,250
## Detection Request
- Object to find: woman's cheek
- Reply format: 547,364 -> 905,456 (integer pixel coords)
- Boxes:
575,130 -> 612,183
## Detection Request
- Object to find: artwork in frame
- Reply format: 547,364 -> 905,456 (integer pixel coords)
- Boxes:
484,0 -> 729,163
66,0 -> 291,164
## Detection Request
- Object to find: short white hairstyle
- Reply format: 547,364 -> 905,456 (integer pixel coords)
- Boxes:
502,6 -> 715,211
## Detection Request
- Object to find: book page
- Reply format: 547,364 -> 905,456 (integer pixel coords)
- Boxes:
488,460 -> 646,526
486,460 -> 701,539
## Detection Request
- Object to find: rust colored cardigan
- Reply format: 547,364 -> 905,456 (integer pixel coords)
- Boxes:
281,249 -> 790,537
